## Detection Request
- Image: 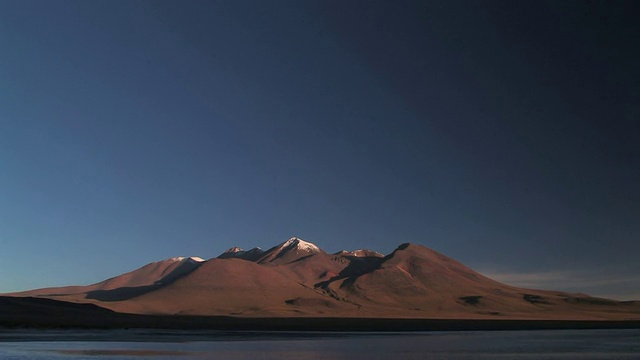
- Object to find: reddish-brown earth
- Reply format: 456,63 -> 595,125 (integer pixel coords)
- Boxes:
6,237 -> 640,320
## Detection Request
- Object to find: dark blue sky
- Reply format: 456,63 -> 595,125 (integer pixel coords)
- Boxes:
1,1 -> 638,299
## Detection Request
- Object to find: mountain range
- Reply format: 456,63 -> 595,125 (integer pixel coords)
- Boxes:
6,237 -> 640,320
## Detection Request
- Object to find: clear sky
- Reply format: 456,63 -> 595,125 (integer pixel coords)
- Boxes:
1,1 -> 638,299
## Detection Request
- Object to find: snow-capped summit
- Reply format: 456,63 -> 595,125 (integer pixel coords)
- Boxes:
171,256 -> 206,263
217,247 -> 244,259
257,237 -> 324,264
217,247 -> 243,257
280,237 -> 321,253
217,246 -> 264,261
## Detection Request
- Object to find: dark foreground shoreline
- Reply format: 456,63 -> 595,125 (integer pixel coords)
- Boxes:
2,296 -> 639,332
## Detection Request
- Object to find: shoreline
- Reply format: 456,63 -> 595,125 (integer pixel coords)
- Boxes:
3,314 -> 640,332
2,296 -> 639,332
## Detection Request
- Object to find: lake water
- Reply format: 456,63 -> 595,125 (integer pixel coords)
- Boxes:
0,329 -> 638,359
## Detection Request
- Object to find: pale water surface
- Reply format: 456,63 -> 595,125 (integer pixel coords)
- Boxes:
0,329 -> 638,359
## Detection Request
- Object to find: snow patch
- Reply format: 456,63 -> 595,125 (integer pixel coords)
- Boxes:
281,237 -> 321,253
224,247 -> 244,254
335,249 -> 384,258
171,256 -> 205,263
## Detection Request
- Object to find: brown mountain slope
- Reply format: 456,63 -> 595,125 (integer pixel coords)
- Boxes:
317,243 -> 609,319
6,239 -> 640,320
8,256 -> 204,301
104,258 -> 359,316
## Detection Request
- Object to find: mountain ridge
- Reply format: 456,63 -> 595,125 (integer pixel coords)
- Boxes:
5,237 -> 640,320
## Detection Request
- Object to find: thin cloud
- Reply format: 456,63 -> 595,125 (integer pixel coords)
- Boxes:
477,268 -> 640,301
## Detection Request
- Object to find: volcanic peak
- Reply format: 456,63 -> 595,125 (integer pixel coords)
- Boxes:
217,247 -> 244,258
280,237 -> 322,253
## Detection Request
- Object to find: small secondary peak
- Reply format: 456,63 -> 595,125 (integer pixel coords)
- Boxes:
217,246 -> 265,261
170,256 -> 205,263
352,249 -> 384,258
334,249 -> 384,258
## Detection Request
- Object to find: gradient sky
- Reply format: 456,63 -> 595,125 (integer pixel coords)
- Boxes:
1,1 -> 638,299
